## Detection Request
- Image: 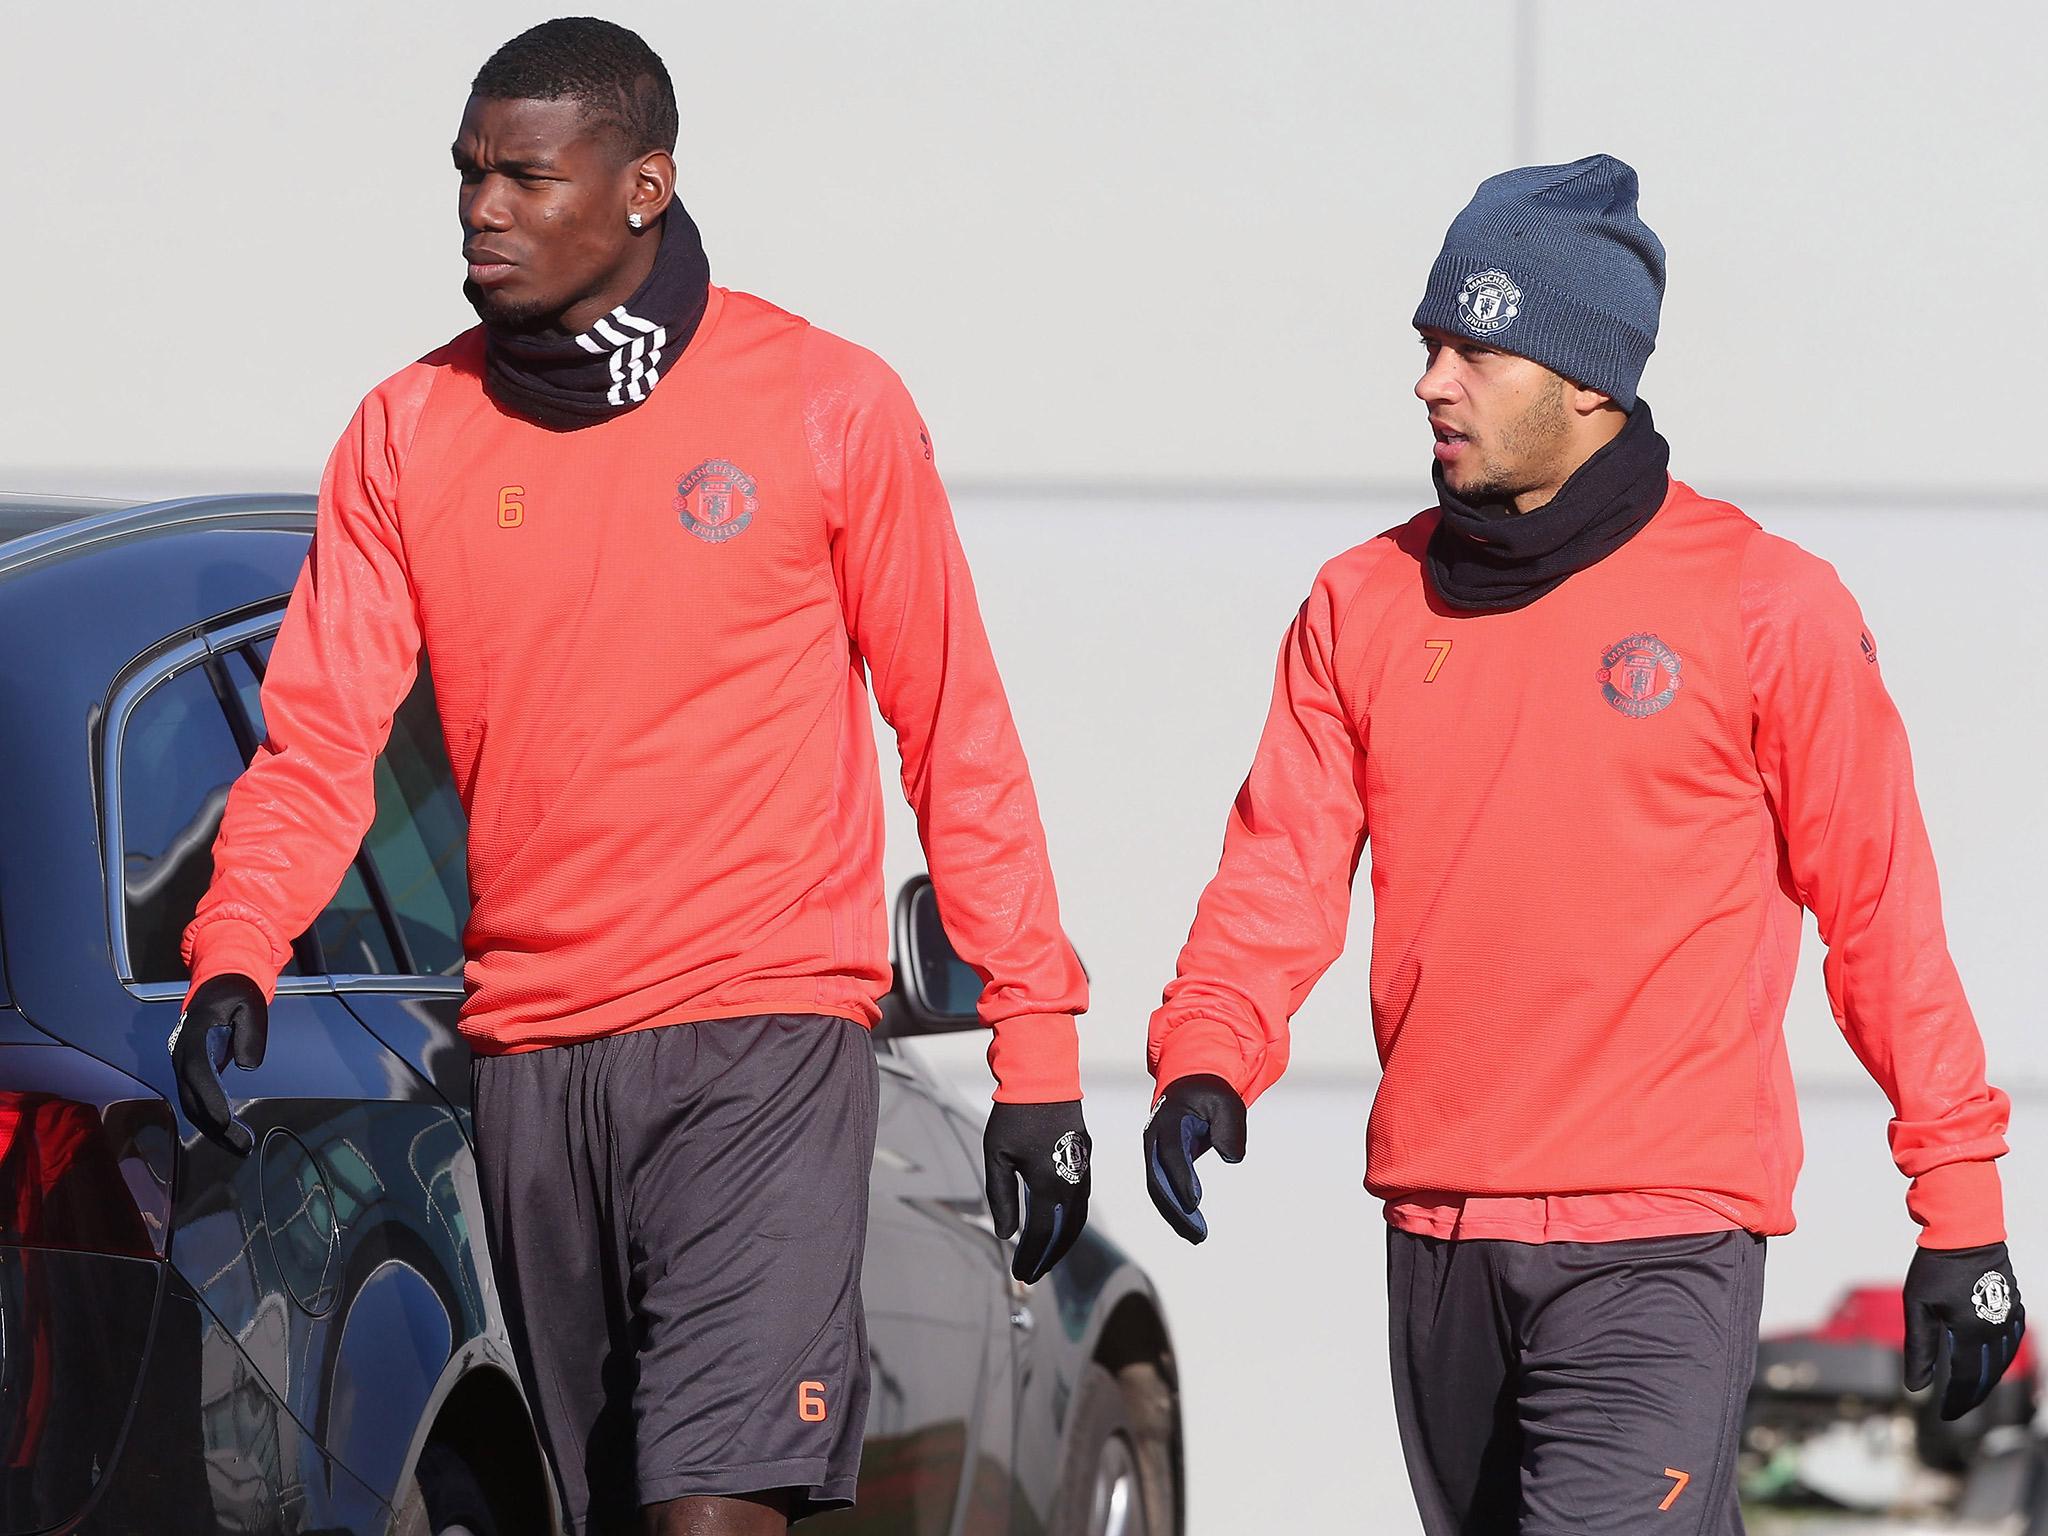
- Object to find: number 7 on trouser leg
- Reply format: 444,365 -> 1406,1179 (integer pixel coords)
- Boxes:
1658,1469 -> 1690,1512
1388,1229 -> 1765,1536
1513,1233 -> 1763,1536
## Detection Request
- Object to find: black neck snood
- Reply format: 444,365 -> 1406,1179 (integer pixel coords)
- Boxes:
482,197 -> 711,431
1426,399 -> 1671,612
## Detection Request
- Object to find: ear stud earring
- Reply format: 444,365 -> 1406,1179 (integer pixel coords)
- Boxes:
628,212 -> 644,230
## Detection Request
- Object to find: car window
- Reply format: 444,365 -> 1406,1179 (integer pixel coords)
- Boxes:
362,673 -> 469,977
315,868 -> 402,976
216,648 -> 399,978
119,662 -> 305,984
222,644 -> 468,979
117,632 -> 470,988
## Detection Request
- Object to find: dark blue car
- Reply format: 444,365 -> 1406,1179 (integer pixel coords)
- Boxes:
0,493 -> 1180,1536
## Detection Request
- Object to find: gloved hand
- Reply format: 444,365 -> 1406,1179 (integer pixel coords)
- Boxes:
1903,1241 -> 2026,1420
984,1100 -> 1091,1284
168,973 -> 269,1156
1143,1073 -> 1246,1243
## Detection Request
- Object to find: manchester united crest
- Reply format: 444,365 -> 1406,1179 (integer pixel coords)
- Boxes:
1596,632 -> 1682,718
1457,268 -> 1523,336
675,459 -> 758,544
1052,1130 -> 1089,1185
1974,1269 -> 2014,1325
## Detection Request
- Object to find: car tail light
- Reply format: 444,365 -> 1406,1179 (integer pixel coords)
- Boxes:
0,1044 -> 173,1258
0,1043 -> 173,1534
1814,1285 -> 1907,1349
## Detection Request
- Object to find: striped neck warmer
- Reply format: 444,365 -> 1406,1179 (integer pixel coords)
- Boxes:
482,197 -> 711,431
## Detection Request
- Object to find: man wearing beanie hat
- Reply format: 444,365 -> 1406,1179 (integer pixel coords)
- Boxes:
1143,155 -> 2023,1533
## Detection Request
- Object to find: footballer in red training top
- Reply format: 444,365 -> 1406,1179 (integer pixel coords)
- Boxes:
1144,154 -> 2024,1536
171,18 -> 1091,1534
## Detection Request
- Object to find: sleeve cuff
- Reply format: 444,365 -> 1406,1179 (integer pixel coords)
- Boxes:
986,1013 -> 1082,1103
180,918 -> 284,1014
1908,1159 -> 2006,1249
1149,1017 -> 1259,1107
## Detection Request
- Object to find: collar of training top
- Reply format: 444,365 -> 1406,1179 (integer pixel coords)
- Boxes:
482,196 -> 712,432
1426,398 -> 1672,612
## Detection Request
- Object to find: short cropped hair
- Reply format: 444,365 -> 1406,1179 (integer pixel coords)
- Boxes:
472,17 -> 678,158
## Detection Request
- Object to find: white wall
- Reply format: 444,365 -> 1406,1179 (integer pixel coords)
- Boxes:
5,2 -> 2043,496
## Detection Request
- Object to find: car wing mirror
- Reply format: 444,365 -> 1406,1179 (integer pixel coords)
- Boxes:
877,874 -> 1088,1042
878,874 -> 987,1040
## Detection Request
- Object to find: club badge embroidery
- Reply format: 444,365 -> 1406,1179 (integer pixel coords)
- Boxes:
1457,268 -> 1523,336
1974,1270 -> 2014,1325
1596,633 -> 1683,718
1052,1131 -> 1088,1185
675,459 -> 758,544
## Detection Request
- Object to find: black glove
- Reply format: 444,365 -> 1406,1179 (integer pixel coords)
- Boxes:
1903,1241 -> 2026,1420
169,973 -> 269,1156
984,1100 -> 1091,1284
1143,1073 -> 1246,1244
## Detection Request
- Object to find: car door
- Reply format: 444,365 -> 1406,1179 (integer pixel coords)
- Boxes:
207,623 -> 500,1499
110,616 -> 476,1519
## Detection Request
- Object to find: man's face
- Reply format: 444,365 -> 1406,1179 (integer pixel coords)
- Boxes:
1414,327 -> 1574,503
454,94 -> 646,334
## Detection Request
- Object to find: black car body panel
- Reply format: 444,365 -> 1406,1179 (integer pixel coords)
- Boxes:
0,494 -> 1180,1535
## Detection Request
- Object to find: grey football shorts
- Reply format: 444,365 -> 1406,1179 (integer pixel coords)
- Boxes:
1388,1225 -> 1767,1536
471,1013 -> 880,1532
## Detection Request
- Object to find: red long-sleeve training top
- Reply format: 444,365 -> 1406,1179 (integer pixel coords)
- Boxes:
183,286 -> 1086,1101
1149,482 -> 2009,1246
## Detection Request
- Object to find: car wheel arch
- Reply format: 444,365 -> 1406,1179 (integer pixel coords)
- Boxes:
393,1345 -> 559,1536
1083,1290 -> 1182,1536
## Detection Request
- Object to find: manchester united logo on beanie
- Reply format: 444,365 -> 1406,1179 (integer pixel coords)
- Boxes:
1457,269 -> 1523,336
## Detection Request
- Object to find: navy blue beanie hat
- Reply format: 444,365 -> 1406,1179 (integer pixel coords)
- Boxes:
1412,154 -> 1665,410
